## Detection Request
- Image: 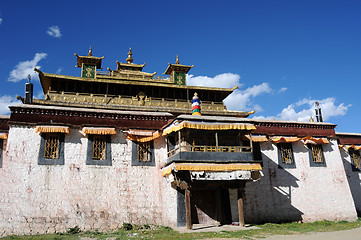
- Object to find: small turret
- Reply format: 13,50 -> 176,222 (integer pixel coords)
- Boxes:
74,46 -> 104,78
163,55 -> 193,85
315,102 -> 323,122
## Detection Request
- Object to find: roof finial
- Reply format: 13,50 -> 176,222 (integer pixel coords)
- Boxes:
27,74 -> 31,83
176,54 -> 180,64
88,46 -> 92,56
126,48 -> 133,63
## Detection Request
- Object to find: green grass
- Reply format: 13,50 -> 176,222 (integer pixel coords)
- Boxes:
2,219 -> 361,240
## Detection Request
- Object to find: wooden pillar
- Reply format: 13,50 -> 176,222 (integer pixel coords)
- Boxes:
237,188 -> 245,227
185,189 -> 192,229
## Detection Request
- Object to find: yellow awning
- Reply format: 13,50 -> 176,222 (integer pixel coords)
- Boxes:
163,120 -> 256,136
127,131 -> 161,143
246,135 -> 268,142
161,162 -> 262,177
35,126 -> 70,134
127,129 -> 154,136
302,136 -> 329,145
0,133 -> 8,139
271,136 -> 300,143
346,145 -> 361,150
81,127 -> 116,136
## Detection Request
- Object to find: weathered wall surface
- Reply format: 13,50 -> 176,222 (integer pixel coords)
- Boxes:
230,139 -> 357,223
340,149 -> 361,215
0,124 -> 177,236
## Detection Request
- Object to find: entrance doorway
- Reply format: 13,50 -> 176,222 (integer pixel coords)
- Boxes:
191,188 -> 232,225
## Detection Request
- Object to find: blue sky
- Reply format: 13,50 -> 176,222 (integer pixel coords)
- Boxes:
1,0 -> 361,133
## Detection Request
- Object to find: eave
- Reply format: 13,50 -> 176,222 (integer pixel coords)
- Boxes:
75,54 -> 104,69
37,72 -> 234,98
163,63 -> 194,75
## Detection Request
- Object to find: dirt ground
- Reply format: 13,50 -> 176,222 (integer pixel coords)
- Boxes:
176,224 -> 361,240
261,227 -> 361,240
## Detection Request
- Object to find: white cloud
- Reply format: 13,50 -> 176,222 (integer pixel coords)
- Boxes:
0,95 -> 21,115
257,97 -> 351,122
8,53 -> 47,82
0,18 -> 3,25
47,26 -> 62,38
187,72 -> 272,112
278,87 -> 287,93
35,91 -> 45,99
187,73 -> 241,89
224,83 -> 272,111
56,67 -> 63,74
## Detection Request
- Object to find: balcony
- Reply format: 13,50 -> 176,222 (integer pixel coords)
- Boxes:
167,143 -> 254,164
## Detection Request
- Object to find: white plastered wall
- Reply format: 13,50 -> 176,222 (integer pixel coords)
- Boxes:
339,148 -> 361,214
230,139 -> 357,223
0,124 -> 177,236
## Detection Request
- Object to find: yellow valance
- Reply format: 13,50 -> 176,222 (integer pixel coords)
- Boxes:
271,136 -> 300,143
161,162 -> 262,177
0,133 -> 8,139
302,136 -> 329,145
81,127 -> 116,136
35,126 -> 70,134
163,121 -> 256,136
346,145 -> 361,150
246,135 -> 268,142
127,131 -> 161,143
127,129 -> 154,137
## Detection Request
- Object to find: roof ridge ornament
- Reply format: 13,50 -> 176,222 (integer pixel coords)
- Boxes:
88,46 -> 92,56
176,54 -> 180,64
126,48 -> 133,63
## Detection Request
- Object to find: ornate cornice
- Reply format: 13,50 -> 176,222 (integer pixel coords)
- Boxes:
9,104 -> 173,130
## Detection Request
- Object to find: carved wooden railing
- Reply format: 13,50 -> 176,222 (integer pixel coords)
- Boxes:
46,91 -> 226,111
167,142 -> 251,158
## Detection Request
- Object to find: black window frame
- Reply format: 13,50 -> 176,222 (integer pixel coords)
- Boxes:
86,134 -> 112,166
38,133 -> 65,165
349,148 -> 361,172
308,144 -> 327,167
131,141 -> 155,166
277,142 -> 296,168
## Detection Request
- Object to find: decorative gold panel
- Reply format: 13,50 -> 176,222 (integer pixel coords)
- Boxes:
46,91 -> 226,112
44,134 -> 60,159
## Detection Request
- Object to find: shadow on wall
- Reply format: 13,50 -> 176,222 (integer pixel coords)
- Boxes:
242,154 -> 303,224
340,149 -> 361,216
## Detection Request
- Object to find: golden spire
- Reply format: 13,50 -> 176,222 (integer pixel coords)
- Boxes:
88,46 -> 92,56
126,48 -> 133,63
176,54 -> 180,64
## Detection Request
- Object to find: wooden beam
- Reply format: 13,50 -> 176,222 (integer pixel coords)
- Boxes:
185,189 -> 192,230
237,188 -> 245,227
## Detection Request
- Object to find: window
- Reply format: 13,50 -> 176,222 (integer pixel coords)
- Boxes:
138,141 -> 152,162
253,142 -> 262,163
132,141 -> 155,166
349,148 -> 361,171
44,134 -> 60,159
86,134 -> 112,166
38,133 -> 65,165
92,135 -> 107,160
308,144 -> 326,167
278,143 -> 295,168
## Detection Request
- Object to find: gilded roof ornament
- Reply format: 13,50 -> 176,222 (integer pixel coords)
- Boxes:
88,46 -> 92,56
176,54 -> 180,64
126,48 -> 133,63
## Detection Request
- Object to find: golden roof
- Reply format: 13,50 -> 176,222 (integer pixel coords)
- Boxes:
35,70 -> 235,100
74,46 -> 104,69
163,55 -> 193,75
